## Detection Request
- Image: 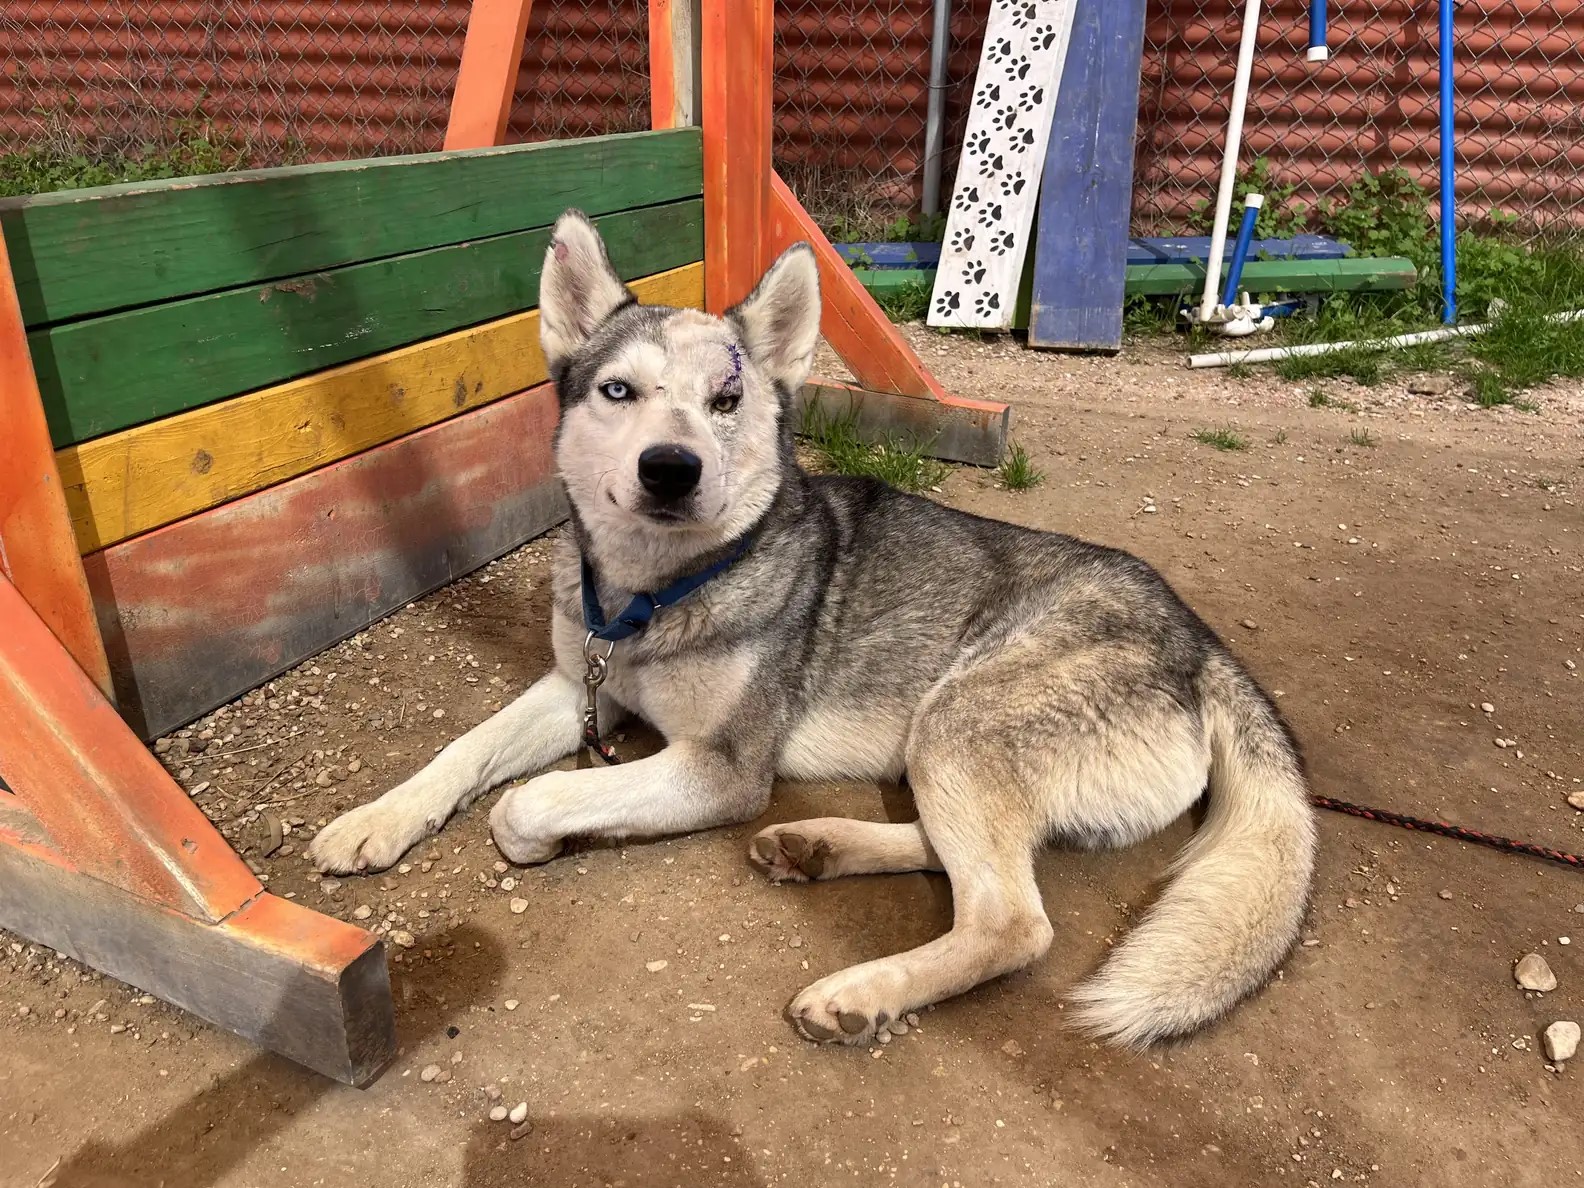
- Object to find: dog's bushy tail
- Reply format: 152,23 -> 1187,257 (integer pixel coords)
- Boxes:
1068,653 -> 1317,1047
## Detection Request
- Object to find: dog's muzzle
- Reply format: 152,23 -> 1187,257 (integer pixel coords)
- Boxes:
637,443 -> 702,504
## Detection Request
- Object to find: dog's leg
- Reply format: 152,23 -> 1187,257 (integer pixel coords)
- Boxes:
489,740 -> 769,865
786,656 -> 1056,1044
748,819 -> 943,882
309,671 -> 591,873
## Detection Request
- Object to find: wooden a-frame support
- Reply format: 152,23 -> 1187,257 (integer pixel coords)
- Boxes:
0,0 -> 1008,1090
0,234 -> 396,1086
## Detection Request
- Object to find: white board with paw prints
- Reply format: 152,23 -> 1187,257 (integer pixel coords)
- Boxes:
928,0 -> 1077,331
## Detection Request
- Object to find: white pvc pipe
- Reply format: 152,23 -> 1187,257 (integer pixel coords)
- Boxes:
1198,0 -> 1264,323
1187,308 -> 1584,369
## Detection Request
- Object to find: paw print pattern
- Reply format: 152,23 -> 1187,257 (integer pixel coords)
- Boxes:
935,0 -> 1064,325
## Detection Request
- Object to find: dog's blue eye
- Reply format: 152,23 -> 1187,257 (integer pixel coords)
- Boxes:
599,380 -> 631,401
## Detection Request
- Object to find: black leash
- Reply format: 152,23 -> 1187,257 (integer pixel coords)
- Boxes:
1312,794 -> 1584,871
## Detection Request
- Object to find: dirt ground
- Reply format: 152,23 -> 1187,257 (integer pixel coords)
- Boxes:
5,327 -> 1583,1188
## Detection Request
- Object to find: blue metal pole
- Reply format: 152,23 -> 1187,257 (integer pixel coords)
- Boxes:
1307,0 -> 1328,62
1221,193 -> 1263,307
1439,0 -> 1457,324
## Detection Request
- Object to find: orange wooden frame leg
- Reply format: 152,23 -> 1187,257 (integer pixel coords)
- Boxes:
650,0 -> 701,130
698,0 -> 1004,439
701,0 -> 773,313
0,574 -> 396,1085
445,0 -> 536,149
0,230 -> 112,696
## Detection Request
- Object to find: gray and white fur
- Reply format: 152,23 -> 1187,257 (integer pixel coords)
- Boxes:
309,210 -> 1318,1048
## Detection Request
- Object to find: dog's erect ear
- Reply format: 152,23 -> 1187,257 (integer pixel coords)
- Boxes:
727,243 -> 821,392
539,210 -> 635,373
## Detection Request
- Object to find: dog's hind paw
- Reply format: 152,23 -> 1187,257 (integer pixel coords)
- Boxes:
749,827 -> 831,883
787,970 -> 910,1047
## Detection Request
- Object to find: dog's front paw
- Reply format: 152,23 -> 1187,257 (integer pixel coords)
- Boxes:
787,966 -> 909,1046
308,794 -> 434,874
489,781 -> 565,866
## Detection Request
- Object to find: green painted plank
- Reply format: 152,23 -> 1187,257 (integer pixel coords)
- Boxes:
1121,256 -> 1419,297
35,200 -> 704,448
855,257 -> 1418,305
2,129 -> 703,327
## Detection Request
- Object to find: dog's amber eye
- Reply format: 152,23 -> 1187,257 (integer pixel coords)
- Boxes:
711,392 -> 740,414
598,380 -> 632,401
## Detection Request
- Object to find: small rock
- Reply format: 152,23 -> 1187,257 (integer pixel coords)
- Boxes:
1515,953 -> 1558,992
353,905 -> 373,921
1241,619 -> 1258,630
1408,374 -> 1453,396
489,1105 -> 509,1122
450,1051 -> 463,1065
109,1023 -> 127,1035
314,769 -> 334,787
788,936 -> 803,949
876,1029 -> 892,1045
1001,1039 -> 1025,1057
17,1005 -> 30,1018
500,877 -> 517,891
1567,791 -> 1584,811
1479,702 -> 1494,714
509,898 -> 528,915
509,1101 -> 529,1124
645,960 -> 669,973
1543,1020 -> 1580,1063
434,1069 -> 452,1084
390,930 -> 416,949
1438,889 -> 1453,900
905,1012 -> 920,1027
348,759 -> 363,774
318,877 -> 342,896
420,1064 -> 441,1082
504,999 -> 520,1011
509,1121 -> 533,1141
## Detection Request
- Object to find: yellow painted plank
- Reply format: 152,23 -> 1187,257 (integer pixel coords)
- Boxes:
57,263 -> 704,554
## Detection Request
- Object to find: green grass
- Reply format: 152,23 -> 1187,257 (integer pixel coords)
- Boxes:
998,442 -> 1044,491
1348,428 -> 1378,448
0,121 -> 258,198
799,405 -> 950,492
873,278 -> 932,324
1190,425 -> 1249,451
1176,162 -> 1584,403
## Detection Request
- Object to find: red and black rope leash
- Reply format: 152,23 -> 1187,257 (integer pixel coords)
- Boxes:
1312,794 -> 1584,871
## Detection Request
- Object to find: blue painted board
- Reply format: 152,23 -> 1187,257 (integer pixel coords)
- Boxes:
1028,0 -> 1148,351
1126,234 -> 1349,264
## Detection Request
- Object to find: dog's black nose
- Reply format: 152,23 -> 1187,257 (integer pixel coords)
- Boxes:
637,444 -> 702,502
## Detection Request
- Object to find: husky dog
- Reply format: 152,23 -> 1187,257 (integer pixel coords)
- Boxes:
309,211 -> 1317,1047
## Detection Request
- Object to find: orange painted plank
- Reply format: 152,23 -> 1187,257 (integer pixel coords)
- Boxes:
651,0 -> 680,130
444,0 -> 536,149
767,172 -> 964,404
0,572 -> 261,920
0,231 -> 111,695
85,382 -> 565,740
701,0 -> 772,310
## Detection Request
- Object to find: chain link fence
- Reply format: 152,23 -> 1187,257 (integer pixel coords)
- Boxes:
1,1 -> 1580,239
1133,0 -> 1584,240
0,1 -> 648,176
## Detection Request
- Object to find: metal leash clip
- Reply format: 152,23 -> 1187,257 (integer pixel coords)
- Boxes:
580,632 -> 621,766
